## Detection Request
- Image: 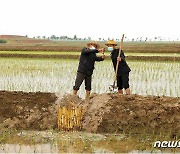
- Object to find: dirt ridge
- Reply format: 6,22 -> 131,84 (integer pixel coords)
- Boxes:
0,91 -> 179,136
0,53 -> 179,61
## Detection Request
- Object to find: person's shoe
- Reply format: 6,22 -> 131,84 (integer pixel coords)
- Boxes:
85,94 -> 90,99
73,90 -> 78,95
125,88 -> 131,95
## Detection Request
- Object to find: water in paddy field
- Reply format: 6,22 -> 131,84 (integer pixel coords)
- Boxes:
0,131 -> 166,153
0,58 -> 179,98
0,144 -> 163,153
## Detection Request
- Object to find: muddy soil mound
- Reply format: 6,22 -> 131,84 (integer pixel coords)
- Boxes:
0,91 -> 58,130
82,94 -> 180,136
55,93 -> 84,107
0,91 -> 180,136
0,92 -> 83,130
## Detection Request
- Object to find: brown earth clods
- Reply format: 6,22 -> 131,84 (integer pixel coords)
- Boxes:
0,91 -> 180,136
82,94 -> 180,136
0,91 -> 57,130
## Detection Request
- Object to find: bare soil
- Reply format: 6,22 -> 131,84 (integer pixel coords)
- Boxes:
0,53 -> 179,61
0,91 -> 57,130
0,91 -> 179,136
82,93 -> 180,136
1,35 -> 180,53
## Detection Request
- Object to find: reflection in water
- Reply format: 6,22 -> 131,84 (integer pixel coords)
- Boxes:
0,144 -> 58,153
0,142 -> 113,153
0,131 -> 171,153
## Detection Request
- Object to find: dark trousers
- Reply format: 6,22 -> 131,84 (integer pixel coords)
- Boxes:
73,72 -> 92,91
117,72 -> 130,90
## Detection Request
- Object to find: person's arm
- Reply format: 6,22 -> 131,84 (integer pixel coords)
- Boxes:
82,47 -> 99,55
117,50 -> 126,62
95,55 -> 104,61
95,48 -> 105,61
120,50 -> 125,61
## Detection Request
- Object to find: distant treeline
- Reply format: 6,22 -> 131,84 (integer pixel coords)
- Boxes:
33,35 -> 180,42
0,39 -> 7,44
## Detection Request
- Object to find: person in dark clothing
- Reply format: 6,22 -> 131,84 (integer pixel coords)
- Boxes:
105,40 -> 131,94
73,41 -> 105,98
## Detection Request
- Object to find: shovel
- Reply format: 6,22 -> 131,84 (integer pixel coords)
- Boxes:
109,34 -> 125,93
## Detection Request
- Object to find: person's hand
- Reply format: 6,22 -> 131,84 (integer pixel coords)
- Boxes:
117,56 -> 121,61
98,48 -> 104,53
102,54 -> 106,59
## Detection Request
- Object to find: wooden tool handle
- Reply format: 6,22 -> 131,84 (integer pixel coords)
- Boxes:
114,34 -> 125,81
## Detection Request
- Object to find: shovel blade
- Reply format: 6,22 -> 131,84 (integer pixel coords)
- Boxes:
109,85 -> 118,93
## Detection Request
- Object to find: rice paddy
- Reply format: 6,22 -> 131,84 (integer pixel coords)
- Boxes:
0,56 -> 179,153
0,57 -> 179,98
